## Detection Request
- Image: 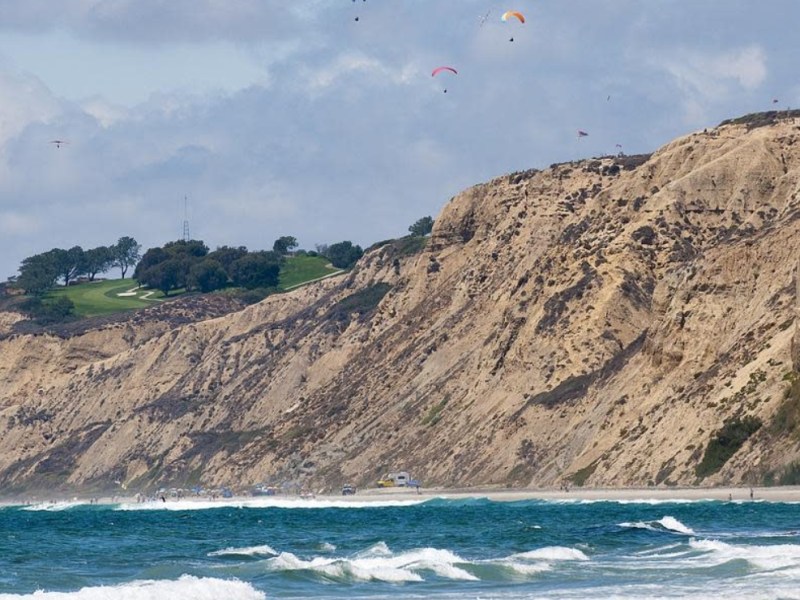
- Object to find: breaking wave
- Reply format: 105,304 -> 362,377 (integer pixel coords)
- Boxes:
207,545 -> 277,558
689,538 -> 800,571
115,497 -> 429,511
0,575 -> 264,600
261,542 -> 588,583
619,516 -> 696,535
21,501 -> 86,512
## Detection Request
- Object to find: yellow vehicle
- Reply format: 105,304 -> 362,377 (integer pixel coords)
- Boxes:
377,472 -> 410,488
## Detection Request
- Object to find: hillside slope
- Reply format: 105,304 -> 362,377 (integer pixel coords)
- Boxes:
2,114 -> 800,494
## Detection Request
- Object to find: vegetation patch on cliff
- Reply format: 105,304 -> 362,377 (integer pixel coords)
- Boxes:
696,416 -> 762,478
769,372 -> 800,439
328,283 -> 391,322
569,460 -> 599,486
719,110 -> 800,131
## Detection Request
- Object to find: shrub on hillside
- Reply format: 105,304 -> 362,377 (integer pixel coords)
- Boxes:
234,287 -> 273,305
770,373 -> 800,438
696,416 -> 762,478
328,283 -> 391,321
325,241 -> 363,269
19,296 -> 76,325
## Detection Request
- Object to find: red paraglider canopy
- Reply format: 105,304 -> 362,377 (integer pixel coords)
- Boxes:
431,66 -> 458,77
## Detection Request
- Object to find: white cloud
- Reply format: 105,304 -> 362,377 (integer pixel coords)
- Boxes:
0,1 -> 797,280
0,0 -> 303,43
303,52 -> 420,92
0,211 -> 40,235
706,46 -> 767,90
0,68 -> 62,144
660,45 -> 767,97
80,96 -> 128,127
650,45 -> 768,123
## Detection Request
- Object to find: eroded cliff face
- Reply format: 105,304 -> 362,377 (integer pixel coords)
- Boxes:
2,115 -> 800,494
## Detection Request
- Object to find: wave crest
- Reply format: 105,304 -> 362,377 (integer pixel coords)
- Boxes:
207,544 -> 277,558
620,516 -> 695,535
0,575 -> 264,600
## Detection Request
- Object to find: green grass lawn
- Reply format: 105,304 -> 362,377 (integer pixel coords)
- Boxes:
44,256 -> 342,318
47,278 -> 168,317
278,255 -> 343,290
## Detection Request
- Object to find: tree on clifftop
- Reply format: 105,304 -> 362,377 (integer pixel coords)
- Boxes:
273,236 -> 298,255
229,251 -> 282,289
326,241 -> 363,269
207,245 -> 248,272
83,246 -> 114,281
112,236 -> 141,278
187,259 -> 229,293
17,252 -> 58,294
142,259 -> 183,296
51,246 -> 86,287
408,216 -> 434,236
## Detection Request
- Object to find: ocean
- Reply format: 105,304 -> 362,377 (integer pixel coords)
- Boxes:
1,495 -> 799,599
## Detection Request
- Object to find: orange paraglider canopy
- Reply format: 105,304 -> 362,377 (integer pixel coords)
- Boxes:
501,11 -> 525,23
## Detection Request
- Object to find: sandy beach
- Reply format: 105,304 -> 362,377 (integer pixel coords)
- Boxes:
6,484 -> 800,507
348,484 -> 800,503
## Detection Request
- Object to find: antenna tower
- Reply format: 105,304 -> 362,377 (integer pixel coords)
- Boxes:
182,196 -> 190,242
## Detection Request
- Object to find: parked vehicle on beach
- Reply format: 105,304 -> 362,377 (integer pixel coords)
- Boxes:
341,484 -> 356,495
251,484 -> 277,496
377,471 -> 418,488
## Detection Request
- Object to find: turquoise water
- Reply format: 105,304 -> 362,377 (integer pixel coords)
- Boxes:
1,496 -> 799,599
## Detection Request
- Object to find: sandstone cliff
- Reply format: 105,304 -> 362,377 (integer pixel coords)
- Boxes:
2,112 -> 800,494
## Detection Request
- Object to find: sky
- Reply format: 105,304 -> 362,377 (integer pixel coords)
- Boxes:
0,0 -> 798,280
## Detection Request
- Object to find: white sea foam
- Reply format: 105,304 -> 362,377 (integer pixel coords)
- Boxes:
262,542 -> 589,584
511,547 -> 589,561
0,575 -> 264,600
115,497 -> 428,511
499,580 -> 800,600
21,501 -> 86,512
619,516 -> 695,535
207,544 -> 277,558
266,551 -> 423,582
265,544 -> 478,583
689,538 -> 800,571
317,541 -> 337,552
353,541 -> 393,558
473,546 -> 589,580
554,498 -> 713,506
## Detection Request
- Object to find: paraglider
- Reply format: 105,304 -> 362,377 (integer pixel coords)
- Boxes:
431,66 -> 457,77
501,10 -> 525,41
352,0 -> 365,22
478,10 -> 492,27
577,130 -> 589,139
50,140 -> 68,149
501,11 -> 525,23
432,66 -> 457,93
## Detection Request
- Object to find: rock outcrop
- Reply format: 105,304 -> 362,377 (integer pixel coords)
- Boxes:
2,112 -> 800,494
